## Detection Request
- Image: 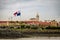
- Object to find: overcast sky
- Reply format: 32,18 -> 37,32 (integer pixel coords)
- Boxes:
0,0 -> 60,21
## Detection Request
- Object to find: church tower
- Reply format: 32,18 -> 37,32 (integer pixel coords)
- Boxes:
36,13 -> 39,21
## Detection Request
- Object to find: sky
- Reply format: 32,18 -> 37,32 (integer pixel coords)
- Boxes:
0,0 -> 60,21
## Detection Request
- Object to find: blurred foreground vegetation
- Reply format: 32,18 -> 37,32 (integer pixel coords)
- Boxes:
0,24 -> 60,32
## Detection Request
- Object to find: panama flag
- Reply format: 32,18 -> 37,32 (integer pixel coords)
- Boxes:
14,11 -> 21,16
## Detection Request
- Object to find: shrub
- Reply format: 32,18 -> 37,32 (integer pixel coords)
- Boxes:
25,25 -> 30,29
31,26 -> 38,29
46,26 -> 60,29
10,27 -> 14,29
0,26 -> 6,29
21,25 -> 25,29
16,27 -> 21,29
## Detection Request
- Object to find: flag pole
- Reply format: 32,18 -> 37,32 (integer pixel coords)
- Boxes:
11,16 -> 13,21
20,13 -> 21,21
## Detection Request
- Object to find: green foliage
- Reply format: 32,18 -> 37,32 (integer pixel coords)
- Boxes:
0,26 -> 6,29
42,28 -> 44,30
31,26 -> 38,29
21,24 -> 25,29
10,27 -> 14,29
25,25 -> 30,29
46,26 -> 60,29
16,27 -> 21,29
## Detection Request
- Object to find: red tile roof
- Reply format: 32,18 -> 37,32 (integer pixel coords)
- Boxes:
39,22 -> 50,26
0,21 -> 7,23
0,21 -> 50,26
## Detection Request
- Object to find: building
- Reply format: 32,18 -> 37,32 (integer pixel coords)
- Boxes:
30,18 -> 37,21
0,21 -> 8,26
30,13 -> 39,21
58,22 -> 60,27
21,21 -> 40,25
39,21 -> 50,28
0,21 -> 20,26
0,13 -> 58,27
50,20 -> 58,27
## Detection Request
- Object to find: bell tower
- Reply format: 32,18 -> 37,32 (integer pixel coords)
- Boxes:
36,13 -> 39,21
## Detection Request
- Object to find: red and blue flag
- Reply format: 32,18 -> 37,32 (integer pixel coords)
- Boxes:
14,11 -> 21,16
